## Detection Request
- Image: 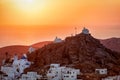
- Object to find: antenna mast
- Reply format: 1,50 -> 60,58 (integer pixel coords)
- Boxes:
75,27 -> 77,35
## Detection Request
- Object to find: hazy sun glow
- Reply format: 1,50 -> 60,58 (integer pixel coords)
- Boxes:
14,0 -> 46,14
0,0 -> 120,47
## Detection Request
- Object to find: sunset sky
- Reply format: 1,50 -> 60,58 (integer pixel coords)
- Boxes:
0,0 -> 120,47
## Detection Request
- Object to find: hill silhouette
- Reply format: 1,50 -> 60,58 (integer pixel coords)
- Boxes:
100,38 -> 120,52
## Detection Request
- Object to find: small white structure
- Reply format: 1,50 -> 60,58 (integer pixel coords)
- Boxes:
54,37 -> 62,43
2,76 -> 11,80
62,68 -> 80,80
13,54 -> 31,74
50,64 -> 60,68
47,64 -> 80,80
1,66 -> 15,79
95,69 -> 107,75
21,72 -> 42,80
47,64 -> 62,80
21,74 -> 28,80
82,27 -> 89,34
1,54 -> 31,79
28,47 -> 35,53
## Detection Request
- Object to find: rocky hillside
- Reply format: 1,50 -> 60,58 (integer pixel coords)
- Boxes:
100,38 -> 120,52
31,41 -> 52,48
27,33 -> 120,79
0,41 -> 51,66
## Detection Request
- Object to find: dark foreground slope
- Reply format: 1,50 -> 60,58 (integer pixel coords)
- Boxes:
27,33 -> 120,78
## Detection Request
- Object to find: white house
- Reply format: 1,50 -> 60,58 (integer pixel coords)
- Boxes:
28,47 -> 35,53
62,68 -> 80,80
47,64 -> 80,80
82,27 -> 89,34
54,37 -> 62,43
1,66 -> 15,79
47,64 -> 63,80
21,74 -> 28,80
21,72 -> 42,80
12,54 -> 31,74
50,64 -> 60,68
95,69 -> 107,75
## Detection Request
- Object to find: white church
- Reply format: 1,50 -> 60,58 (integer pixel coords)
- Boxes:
54,37 -> 63,43
1,54 -> 31,79
81,27 -> 90,34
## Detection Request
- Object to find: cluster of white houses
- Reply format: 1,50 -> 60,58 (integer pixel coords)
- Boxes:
0,59 -> 109,80
0,54 -> 31,80
0,50 -> 82,80
47,64 -> 80,80
20,72 -> 42,80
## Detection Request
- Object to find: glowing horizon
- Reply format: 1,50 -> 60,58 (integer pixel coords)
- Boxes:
0,0 -> 120,47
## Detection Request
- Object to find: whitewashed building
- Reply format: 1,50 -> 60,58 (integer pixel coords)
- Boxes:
1,66 -> 15,79
47,64 -> 63,80
47,64 -> 80,80
1,54 -> 31,79
82,27 -> 89,34
95,68 -> 107,75
12,54 -> 31,74
62,68 -> 80,80
28,47 -> 35,53
20,72 -> 42,80
54,37 -> 62,43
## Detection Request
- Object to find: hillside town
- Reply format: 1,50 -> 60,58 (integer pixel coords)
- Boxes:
0,54 -> 111,80
0,28 -> 120,80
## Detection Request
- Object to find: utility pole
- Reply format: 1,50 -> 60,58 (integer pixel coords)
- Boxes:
75,27 -> 77,35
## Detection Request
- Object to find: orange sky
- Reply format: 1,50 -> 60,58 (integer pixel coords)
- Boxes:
0,0 -> 120,47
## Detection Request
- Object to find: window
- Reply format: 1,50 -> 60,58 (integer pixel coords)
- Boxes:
71,76 -> 74,78
67,71 -> 69,74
